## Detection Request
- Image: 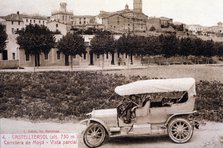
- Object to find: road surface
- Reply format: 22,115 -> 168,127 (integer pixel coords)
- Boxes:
1,118 -> 223,148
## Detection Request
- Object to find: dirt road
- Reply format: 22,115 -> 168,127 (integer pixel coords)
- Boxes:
1,118 -> 223,148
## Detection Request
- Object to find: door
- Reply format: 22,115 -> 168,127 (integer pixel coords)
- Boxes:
90,52 -> 94,65
65,55 -> 69,66
2,50 -> 8,60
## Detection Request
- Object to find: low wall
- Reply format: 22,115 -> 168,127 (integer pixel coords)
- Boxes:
0,60 -> 19,69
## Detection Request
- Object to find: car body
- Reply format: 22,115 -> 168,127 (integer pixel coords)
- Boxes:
81,78 -> 199,148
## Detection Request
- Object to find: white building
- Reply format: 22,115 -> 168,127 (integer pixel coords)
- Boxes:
47,21 -> 71,36
185,24 -> 205,34
50,2 -> 73,25
2,11 -> 48,61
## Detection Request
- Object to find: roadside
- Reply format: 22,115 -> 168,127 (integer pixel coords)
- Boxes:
0,118 -> 223,148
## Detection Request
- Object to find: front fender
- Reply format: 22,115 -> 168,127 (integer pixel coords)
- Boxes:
80,118 -> 111,135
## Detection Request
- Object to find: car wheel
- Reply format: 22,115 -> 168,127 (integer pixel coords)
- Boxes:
83,123 -> 107,148
168,118 -> 193,143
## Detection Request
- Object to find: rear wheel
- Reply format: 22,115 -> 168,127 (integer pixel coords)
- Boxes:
83,123 -> 107,148
168,118 -> 193,143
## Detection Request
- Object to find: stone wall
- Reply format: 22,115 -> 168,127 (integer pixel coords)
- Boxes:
0,60 -> 19,69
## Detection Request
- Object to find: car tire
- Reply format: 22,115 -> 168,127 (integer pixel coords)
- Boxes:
83,123 -> 107,148
168,117 -> 193,143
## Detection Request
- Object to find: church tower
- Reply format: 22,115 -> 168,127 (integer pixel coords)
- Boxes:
133,0 -> 142,13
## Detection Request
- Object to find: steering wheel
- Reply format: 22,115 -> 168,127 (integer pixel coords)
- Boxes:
117,101 -> 136,118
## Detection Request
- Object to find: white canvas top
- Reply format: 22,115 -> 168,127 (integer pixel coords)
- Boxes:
115,78 -> 196,96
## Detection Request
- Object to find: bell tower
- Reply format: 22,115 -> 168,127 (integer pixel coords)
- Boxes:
133,0 -> 142,13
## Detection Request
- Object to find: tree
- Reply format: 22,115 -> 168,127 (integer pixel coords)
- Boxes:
17,24 -> 55,66
115,34 -> 137,65
202,40 -> 216,64
216,42 -> 223,57
159,34 -> 179,57
145,36 -> 162,56
57,33 -> 85,68
0,24 -> 7,53
90,34 -> 115,68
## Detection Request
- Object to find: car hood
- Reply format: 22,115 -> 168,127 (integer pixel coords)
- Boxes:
89,108 -> 117,118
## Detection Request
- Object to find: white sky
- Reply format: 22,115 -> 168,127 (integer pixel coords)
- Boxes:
0,0 -> 223,26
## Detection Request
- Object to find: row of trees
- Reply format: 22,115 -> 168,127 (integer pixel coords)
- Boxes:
13,24 -> 223,67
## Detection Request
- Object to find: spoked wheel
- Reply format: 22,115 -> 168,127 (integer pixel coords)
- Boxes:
83,123 -> 107,148
168,118 -> 193,143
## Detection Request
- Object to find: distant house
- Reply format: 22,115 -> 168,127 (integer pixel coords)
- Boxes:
47,21 -> 71,36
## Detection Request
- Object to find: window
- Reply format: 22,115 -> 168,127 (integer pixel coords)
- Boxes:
12,21 -> 13,25
44,53 -> 48,60
12,53 -> 15,60
26,19 -> 28,22
79,21 -> 81,24
84,21 -> 86,24
56,24 -> 58,28
43,21 -> 45,25
26,54 -> 30,61
30,20 -> 32,23
18,21 -> 20,25
34,20 -> 35,23
56,51 -> 60,60
12,28 -> 14,34
39,20 -> 41,23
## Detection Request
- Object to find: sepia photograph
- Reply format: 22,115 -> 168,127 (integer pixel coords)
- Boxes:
0,0 -> 223,147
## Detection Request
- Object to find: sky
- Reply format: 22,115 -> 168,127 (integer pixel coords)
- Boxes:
1,0 -> 223,26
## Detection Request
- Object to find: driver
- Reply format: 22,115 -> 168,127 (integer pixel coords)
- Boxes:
125,95 -> 142,123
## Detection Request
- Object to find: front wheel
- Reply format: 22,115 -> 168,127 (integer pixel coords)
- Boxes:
83,123 -> 107,148
168,118 -> 193,143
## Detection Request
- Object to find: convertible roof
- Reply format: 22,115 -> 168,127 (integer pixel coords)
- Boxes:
115,78 -> 196,96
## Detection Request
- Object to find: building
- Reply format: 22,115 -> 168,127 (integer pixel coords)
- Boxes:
50,2 -> 73,25
22,14 -> 47,27
185,24 -> 205,34
47,21 -> 71,36
2,11 -> 48,62
1,0 -> 158,68
217,22 -> 223,27
101,0 -> 148,33
133,0 -> 143,13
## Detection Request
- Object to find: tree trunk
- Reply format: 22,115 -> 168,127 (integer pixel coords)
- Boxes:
111,52 -> 115,65
102,54 -> 104,70
141,55 -> 143,66
130,53 -> 133,65
65,55 -> 69,66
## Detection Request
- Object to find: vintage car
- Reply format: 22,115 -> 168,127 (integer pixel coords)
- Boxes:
81,78 -> 199,147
